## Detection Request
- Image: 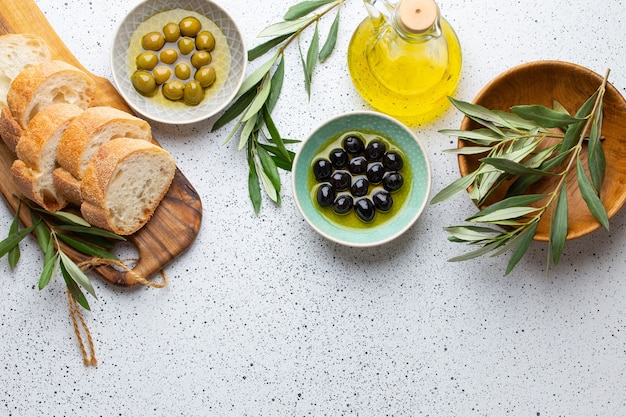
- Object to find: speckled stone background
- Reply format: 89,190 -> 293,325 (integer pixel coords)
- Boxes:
1,0 -> 625,416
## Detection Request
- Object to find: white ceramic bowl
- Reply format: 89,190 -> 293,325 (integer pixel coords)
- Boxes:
110,0 -> 246,124
292,111 -> 432,247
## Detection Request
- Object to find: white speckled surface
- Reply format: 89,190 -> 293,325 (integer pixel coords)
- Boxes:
2,0 -> 626,416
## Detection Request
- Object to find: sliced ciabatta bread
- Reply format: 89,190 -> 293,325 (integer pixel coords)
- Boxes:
7,60 -> 96,129
80,138 -> 176,235
11,103 -> 83,211
53,106 -> 152,204
0,34 -> 51,108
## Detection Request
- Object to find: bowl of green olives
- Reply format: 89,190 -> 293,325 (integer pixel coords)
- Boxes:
292,111 -> 432,247
111,0 -> 246,124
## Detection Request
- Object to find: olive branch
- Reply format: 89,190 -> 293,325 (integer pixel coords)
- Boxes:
430,70 -> 610,274
1,197 -> 125,310
211,0 -> 345,213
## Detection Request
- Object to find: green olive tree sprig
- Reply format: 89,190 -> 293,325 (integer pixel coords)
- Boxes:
212,0 -> 345,213
430,70 -> 610,274
1,198 -> 125,310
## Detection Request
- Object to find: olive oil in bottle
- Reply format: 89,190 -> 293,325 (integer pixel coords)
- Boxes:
347,0 -> 462,125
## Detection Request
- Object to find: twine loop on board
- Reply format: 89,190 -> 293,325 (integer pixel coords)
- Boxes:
67,257 -> 169,366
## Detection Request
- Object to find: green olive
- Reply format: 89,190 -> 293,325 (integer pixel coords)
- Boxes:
190,51 -> 212,69
174,62 -> 191,80
162,80 -> 185,101
183,80 -> 205,106
159,48 -> 179,65
162,22 -> 181,43
141,31 -> 165,51
177,37 -> 195,55
152,66 -> 172,85
131,70 -> 157,96
179,16 -> 202,37
195,31 -> 215,51
135,51 -> 158,70
194,66 -> 216,88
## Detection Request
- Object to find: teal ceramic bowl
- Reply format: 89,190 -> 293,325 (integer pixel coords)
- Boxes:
292,111 -> 431,247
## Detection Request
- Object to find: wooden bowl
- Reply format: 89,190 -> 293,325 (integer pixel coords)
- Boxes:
459,61 -> 626,241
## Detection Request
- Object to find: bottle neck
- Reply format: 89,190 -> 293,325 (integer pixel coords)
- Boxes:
392,0 -> 442,41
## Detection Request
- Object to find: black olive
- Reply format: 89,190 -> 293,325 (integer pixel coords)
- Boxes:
329,170 -> 351,191
354,197 -> 376,222
366,162 -> 385,184
348,156 -> 368,175
329,148 -> 349,168
365,139 -> 386,161
332,194 -> 354,214
312,159 -> 333,181
342,135 -> 365,155
350,176 -> 369,197
372,190 -> 393,211
316,183 -> 335,207
382,151 -> 404,171
383,171 -> 404,192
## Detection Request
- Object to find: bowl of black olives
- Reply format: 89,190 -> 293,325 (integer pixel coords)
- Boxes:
292,111 -> 431,247
111,0 -> 246,124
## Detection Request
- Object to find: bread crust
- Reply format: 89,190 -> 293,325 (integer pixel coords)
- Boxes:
0,106 -> 23,152
10,103 -> 83,211
56,106 -> 152,179
80,138 -> 175,235
7,60 -> 96,128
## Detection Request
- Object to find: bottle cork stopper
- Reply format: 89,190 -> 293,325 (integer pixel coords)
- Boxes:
398,0 -> 438,33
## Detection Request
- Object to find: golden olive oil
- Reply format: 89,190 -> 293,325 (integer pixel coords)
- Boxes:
347,14 -> 462,125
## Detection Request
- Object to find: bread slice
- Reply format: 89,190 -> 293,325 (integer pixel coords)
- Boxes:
80,138 -> 176,235
11,103 -> 83,211
0,34 -> 51,150
0,34 -> 51,108
7,60 -> 96,129
53,106 -> 152,204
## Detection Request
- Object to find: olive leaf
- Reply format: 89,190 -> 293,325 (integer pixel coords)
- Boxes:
60,260 -> 90,311
248,34 -> 290,61
468,206 -> 540,224
247,148 -> 263,213
284,0 -> 335,20
0,225 -> 35,259
38,251 -> 59,291
266,55 -> 285,113
445,225 -> 502,243
549,182 -> 569,265
576,156 -> 609,229
258,16 -> 314,38
319,9 -> 340,62
439,128 -> 504,145
511,104 -> 584,128
444,146 -> 492,155
7,208 -> 21,269
587,105 -> 605,192
300,22 -> 320,98
57,234 -> 119,261
59,251 -> 97,301
504,219 -> 539,274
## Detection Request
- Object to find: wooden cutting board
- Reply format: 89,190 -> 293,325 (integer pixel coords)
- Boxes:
0,0 -> 203,286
